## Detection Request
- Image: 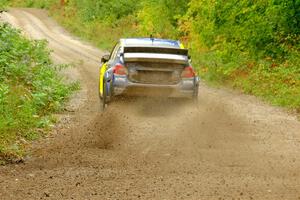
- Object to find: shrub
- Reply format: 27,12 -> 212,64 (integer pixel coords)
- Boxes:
0,23 -> 78,162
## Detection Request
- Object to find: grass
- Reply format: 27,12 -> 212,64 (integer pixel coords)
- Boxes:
195,48 -> 300,113
0,23 -> 79,163
233,62 -> 300,110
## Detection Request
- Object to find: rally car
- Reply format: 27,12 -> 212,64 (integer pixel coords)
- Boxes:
99,38 -> 199,109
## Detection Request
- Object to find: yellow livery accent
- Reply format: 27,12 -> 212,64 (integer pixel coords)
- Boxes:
99,63 -> 107,95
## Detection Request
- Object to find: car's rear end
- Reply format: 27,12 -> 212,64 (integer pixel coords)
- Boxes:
112,43 -> 199,98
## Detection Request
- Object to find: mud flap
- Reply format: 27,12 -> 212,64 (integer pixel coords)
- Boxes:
193,76 -> 200,101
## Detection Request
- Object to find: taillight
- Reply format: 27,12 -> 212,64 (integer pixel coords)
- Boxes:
113,64 -> 127,75
181,66 -> 196,78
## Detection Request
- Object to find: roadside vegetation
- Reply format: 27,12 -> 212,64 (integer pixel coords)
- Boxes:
0,22 -> 78,163
8,0 -> 300,112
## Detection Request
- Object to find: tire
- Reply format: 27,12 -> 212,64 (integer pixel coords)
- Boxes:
193,86 -> 199,101
193,77 -> 199,101
101,80 -> 107,111
108,79 -> 114,101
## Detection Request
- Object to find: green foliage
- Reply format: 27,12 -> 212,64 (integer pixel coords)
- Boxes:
69,0 -> 139,24
185,0 -> 300,59
137,0 -> 188,38
9,0 -> 57,9
0,23 -> 78,162
233,53 -> 300,109
183,0 -> 300,111
137,1 -> 175,38
0,0 -> 9,9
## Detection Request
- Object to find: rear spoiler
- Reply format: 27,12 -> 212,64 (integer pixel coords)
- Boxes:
123,46 -> 189,56
122,46 -> 189,64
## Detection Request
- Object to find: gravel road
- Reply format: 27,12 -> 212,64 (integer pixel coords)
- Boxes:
1,8 -> 300,200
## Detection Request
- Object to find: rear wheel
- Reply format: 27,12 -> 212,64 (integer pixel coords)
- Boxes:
101,80 -> 107,111
193,77 -> 199,101
193,86 -> 199,101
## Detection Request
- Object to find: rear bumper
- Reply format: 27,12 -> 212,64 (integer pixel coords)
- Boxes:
113,76 -> 199,98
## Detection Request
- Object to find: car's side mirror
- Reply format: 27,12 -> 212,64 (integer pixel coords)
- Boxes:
101,54 -> 110,63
